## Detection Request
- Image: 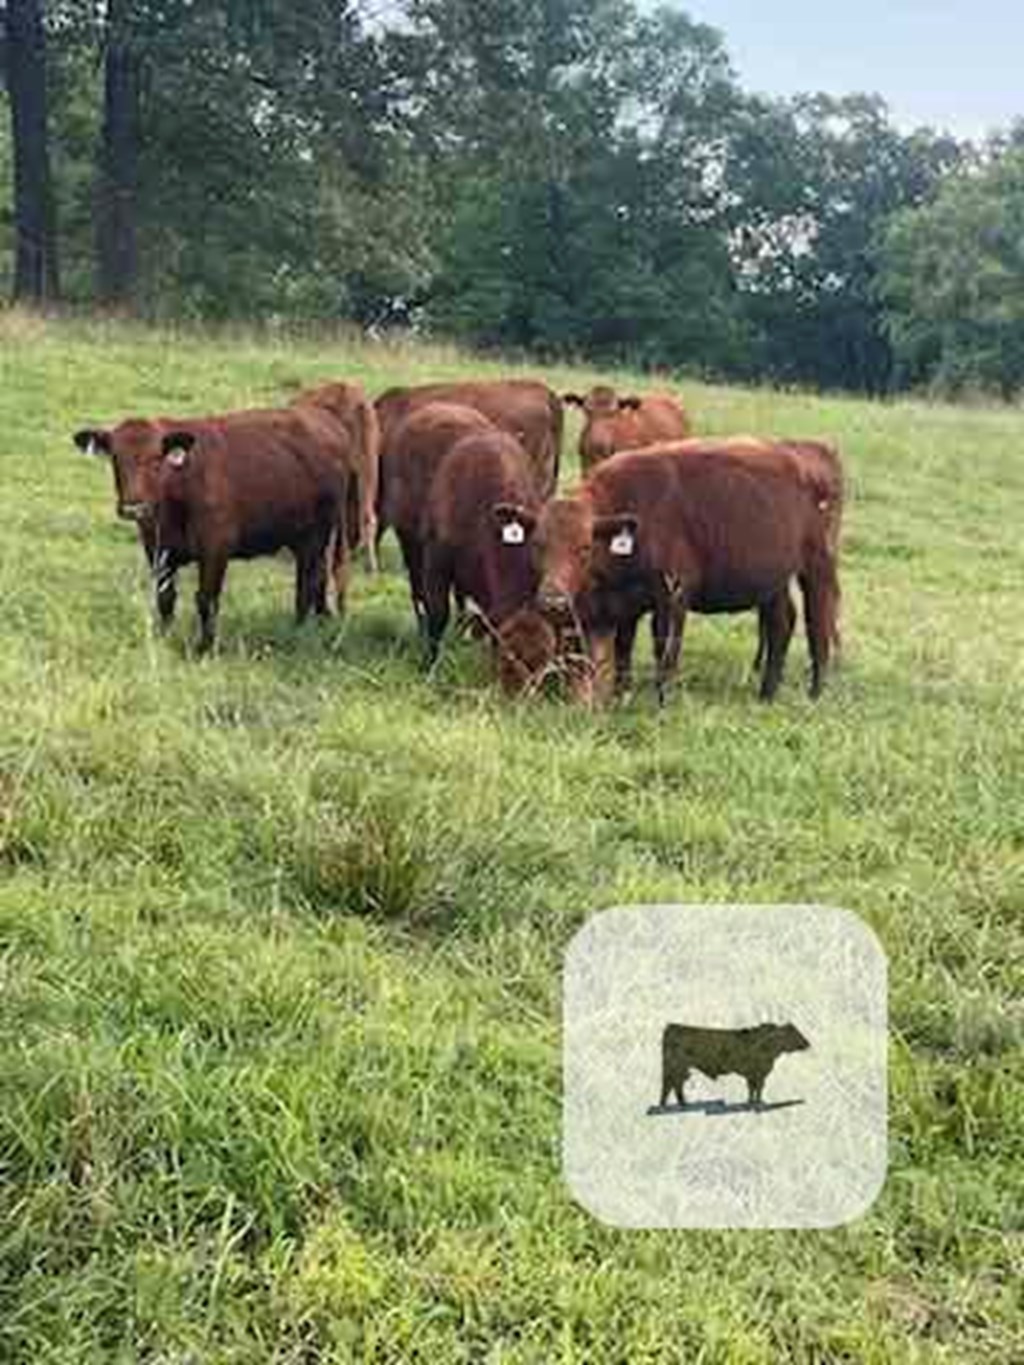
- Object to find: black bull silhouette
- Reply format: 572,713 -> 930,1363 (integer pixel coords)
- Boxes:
660,1022 -> 810,1108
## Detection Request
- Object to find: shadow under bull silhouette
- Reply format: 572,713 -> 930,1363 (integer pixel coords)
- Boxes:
659,1022 -> 810,1110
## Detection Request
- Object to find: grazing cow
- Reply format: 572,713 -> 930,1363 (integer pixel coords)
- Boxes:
420,429 -> 541,663
375,380 -> 563,503
378,401 -> 495,622
660,1022 -> 810,1108
292,381 -> 381,570
562,387 -> 691,472
510,440 -> 841,704
74,409 -> 351,652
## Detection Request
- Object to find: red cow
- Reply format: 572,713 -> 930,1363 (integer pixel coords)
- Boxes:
377,401 -> 495,626
562,387 -> 691,472
292,381 -> 381,571
508,440 -> 841,704
74,408 -> 352,652
420,429 -> 542,663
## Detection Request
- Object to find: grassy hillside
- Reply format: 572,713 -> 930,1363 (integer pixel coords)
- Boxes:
0,312 -> 1021,1362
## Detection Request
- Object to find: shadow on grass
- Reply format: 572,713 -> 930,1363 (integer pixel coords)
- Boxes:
646,1098 -> 805,1117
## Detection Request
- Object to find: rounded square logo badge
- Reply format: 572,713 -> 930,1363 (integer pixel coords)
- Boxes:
563,905 -> 888,1229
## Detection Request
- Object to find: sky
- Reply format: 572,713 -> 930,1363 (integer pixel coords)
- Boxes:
681,2 -> 1024,139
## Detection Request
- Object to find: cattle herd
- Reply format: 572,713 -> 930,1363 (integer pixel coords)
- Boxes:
74,376 -> 844,704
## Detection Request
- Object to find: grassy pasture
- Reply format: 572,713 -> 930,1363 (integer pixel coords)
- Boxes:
0,312 -> 1021,1362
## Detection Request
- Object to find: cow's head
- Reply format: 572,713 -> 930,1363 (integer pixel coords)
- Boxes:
524,496 -> 643,621
75,419 -> 191,523
769,1023 -> 811,1055
294,381 -> 359,421
563,386 -> 642,417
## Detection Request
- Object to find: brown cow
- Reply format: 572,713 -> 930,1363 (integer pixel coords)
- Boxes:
661,1022 -> 810,1108
378,401 -> 495,626
562,387 -> 690,472
74,409 -> 351,652
292,381 -> 381,571
509,440 -> 841,704
420,429 -> 541,663
375,380 -> 563,505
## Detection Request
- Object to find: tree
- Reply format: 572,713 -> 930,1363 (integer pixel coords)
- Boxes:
3,0 -> 60,301
725,94 -> 962,392
878,137 -> 1024,396
95,0 -> 140,305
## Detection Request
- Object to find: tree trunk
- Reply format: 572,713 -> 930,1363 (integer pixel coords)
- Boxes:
96,1 -> 141,307
5,0 -> 60,302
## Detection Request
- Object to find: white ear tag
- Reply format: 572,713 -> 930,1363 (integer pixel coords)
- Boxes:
85,438 -> 98,457
167,448 -> 189,469
502,521 -> 525,545
610,529 -> 634,557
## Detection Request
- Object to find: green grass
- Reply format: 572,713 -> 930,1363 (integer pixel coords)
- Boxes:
0,310 -> 1021,1363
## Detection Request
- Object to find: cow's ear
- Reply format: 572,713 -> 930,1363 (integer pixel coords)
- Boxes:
593,513 -> 640,558
161,430 -> 197,468
74,428 -> 111,457
562,392 -> 585,408
617,394 -> 642,411
493,502 -> 537,546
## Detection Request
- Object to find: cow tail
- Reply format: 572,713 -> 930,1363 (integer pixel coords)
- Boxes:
357,397 -> 381,572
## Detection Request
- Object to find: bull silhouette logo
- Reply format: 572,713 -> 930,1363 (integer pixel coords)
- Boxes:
651,1022 -> 810,1116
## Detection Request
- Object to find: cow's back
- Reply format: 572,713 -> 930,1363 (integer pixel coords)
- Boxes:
377,380 -> 561,498
382,401 -> 495,536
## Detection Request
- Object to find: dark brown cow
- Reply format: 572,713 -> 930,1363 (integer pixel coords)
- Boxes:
378,401 -> 495,623
420,429 -> 541,663
292,381 -> 381,570
508,440 -> 841,704
660,1022 -> 810,1108
74,409 -> 351,652
375,380 -> 563,503
562,387 -> 691,472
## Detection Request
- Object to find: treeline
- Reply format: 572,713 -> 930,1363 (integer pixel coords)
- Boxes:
2,1 -> 1023,395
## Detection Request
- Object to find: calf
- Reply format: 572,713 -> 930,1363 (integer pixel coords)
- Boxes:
375,379 -> 563,501
660,1022 -> 810,1108
563,387 -> 690,472
514,441 -> 841,703
420,430 -> 541,663
292,381 -> 381,570
75,410 -> 349,652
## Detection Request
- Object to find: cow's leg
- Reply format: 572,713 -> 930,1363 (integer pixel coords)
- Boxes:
397,530 -> 427,633
752,609 -> 768,676
673,1069 -> 689,1108
589,630 -> 617,706
614,616 -> 639,696
422,544 -> 452,667
758,590 -> 797,702
800,562 -> 839,698
195,551 -> 228,656
652,602 -> 687,707
331,503 -> 351,619
153,549 -> 178,630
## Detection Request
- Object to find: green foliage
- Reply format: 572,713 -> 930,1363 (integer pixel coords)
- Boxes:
0,316 -> 1022,1358
879,132 -> 1024,396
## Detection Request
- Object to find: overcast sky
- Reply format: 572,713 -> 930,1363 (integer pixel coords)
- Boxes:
681,1 -> 1024,139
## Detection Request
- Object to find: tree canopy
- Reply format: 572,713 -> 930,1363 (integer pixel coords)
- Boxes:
5,1 -> 1020,395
